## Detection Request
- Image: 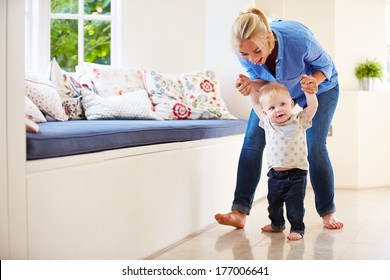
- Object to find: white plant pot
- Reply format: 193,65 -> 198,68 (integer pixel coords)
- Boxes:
360,77 -> 375,91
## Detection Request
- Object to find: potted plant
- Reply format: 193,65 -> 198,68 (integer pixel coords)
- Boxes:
355,58 -> 384,91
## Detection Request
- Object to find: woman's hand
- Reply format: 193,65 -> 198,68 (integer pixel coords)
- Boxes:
300,74 -> 318,94
235,74 -> 254,96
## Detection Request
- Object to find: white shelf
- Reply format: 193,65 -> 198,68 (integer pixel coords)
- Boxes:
329,91 -> 390,188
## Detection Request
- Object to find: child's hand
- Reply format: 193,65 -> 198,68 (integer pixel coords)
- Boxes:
235,74 -> 252,96
300,74 -> 318,95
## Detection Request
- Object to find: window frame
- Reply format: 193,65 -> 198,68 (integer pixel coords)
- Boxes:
25,0 -> 125,74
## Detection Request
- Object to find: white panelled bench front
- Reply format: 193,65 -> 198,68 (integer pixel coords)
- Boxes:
26,119 -> 247,259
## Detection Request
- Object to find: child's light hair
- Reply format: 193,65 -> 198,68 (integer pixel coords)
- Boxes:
231,7 -> 275,55
259,82 -> 291,106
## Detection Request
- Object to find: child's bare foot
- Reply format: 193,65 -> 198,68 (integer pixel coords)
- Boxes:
287,232 -> 303,241
261,224 -> 285,232
214,210 -> 246,229
322,213 -> 344,229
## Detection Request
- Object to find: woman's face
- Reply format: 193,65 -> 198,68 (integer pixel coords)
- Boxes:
238,37 -> 270,65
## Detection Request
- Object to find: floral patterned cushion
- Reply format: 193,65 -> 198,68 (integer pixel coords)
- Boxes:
144,68 -> 237,120
49,58 -> 92,120
25,74 -> 68,121
25,96 -> 46,123
78,62 -> 145,97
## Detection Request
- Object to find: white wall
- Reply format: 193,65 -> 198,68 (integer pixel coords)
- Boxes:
125,0 -> 205,73
204,0 -> 254,120
329,91 -> 390,188
256,0 -> 335,57
334,0 -> 386,90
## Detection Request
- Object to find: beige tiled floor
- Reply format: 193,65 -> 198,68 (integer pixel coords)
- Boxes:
146,186 -> 390,260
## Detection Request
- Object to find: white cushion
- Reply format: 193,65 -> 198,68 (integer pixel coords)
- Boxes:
81,88 -> 161,120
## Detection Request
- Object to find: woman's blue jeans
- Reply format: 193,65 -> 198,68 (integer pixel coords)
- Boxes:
232,84 -> 339,217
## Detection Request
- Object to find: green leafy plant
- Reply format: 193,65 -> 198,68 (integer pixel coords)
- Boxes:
355,58 -> 384,80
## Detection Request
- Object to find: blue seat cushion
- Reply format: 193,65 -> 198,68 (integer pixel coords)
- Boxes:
26,119 -> 248,160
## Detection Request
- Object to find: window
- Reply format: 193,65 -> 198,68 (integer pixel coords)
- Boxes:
51,0 -> 112,71
25,0 -> 125,74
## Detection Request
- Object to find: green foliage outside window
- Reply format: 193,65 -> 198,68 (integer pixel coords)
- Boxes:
84,0 -> 111,15
84,20 -> 111,66
51,19 -> 79,72
51,0 -> 78,14
50,0 -> 111,72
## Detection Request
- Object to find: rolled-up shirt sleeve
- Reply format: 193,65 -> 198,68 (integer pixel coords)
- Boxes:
305,38 -> 334,81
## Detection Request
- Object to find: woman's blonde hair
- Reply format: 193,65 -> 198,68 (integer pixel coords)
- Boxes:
259,82 -> 291,106
232,7 -> 275,55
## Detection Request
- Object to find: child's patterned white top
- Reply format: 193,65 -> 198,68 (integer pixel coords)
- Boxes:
259,111 -> 311,170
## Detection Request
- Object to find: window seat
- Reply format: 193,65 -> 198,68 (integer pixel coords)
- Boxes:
25,119 -> 248,259
26,119 -> 248,160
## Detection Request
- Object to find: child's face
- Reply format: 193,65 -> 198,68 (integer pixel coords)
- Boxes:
262,94 -> 294,124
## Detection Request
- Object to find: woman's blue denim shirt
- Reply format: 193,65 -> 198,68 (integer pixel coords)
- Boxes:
237,20 -> 338,107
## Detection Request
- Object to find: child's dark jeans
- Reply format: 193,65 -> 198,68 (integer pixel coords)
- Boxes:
266,168 -> 307,236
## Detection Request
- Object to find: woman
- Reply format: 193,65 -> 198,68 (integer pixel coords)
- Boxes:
214,7 -> 343,230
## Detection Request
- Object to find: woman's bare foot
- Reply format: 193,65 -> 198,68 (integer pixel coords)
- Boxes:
214,210 -> 246,228
322,213 -> 344,229
287,232 -> 303,241
261,224 -> 285,232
